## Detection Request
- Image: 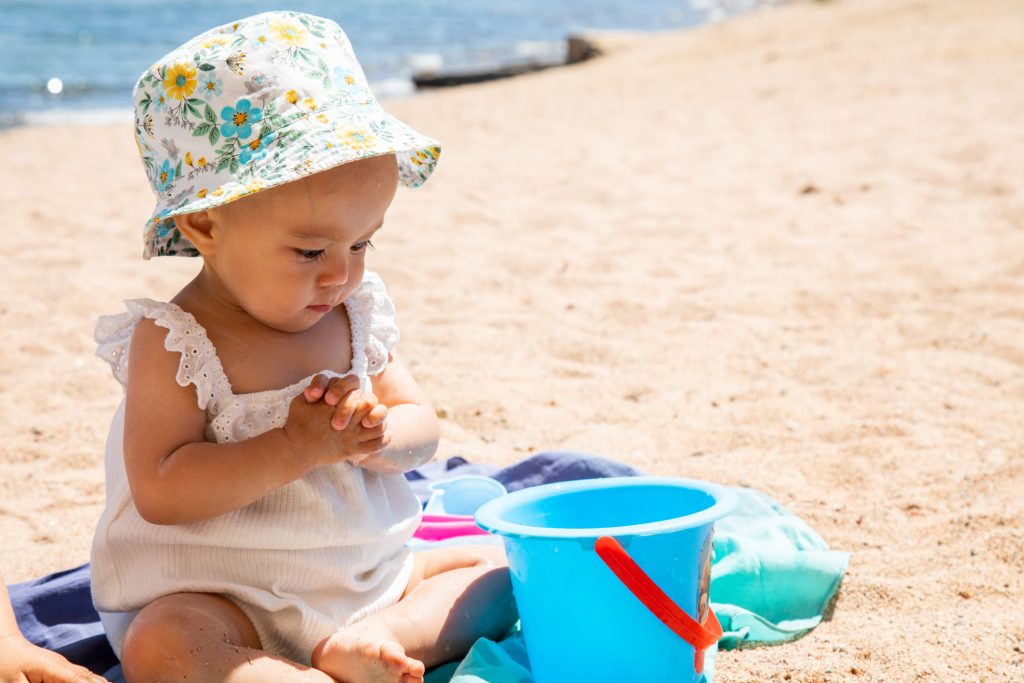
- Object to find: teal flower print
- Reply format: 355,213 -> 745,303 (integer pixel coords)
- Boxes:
239,130 -> 277,164
220,99 -> 262,139
156,160 -> 175,192
199,75 -> 222,100
155,215 -> 174,240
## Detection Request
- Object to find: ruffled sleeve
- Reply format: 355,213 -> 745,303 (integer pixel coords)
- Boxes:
345,271 -> 400,378
94,299 -> 231,411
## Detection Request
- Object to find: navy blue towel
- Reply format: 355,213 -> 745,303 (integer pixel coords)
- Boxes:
7,564 -> 118,674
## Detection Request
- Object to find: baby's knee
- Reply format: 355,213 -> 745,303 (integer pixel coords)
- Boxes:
120,593 -> 259,682
120,601 -> 197,681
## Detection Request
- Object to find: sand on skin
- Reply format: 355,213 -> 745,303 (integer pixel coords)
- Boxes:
1,0 -> 1022,679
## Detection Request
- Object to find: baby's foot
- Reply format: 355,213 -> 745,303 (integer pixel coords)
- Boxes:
312,620 -> 425,683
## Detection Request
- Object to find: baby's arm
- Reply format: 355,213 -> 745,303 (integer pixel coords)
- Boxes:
362,353 -> 439,473
123,319 -> 382,525
308,353 -> 438,474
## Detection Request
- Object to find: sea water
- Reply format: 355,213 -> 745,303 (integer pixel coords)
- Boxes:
0,0 -> 763,127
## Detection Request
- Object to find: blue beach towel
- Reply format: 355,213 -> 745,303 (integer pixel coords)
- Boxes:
9,451 -> 849,682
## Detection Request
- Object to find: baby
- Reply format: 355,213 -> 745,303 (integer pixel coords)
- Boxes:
91,12 -> 516,683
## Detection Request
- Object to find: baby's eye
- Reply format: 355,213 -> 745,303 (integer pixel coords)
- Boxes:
295,248 -> 325,262
351,239 -> 375,254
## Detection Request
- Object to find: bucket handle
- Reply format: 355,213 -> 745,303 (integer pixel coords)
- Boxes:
595,535 -> 721,674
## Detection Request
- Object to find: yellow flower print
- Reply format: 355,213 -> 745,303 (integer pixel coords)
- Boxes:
246,180 -> 266,193
285,89 -> 299,104
409,147 -> 439,166
303,97 -> 317,110
202,36 -> 228,49
257,35 -> 267,44
343,74 -> 356,86
185,152 -> 193,166
197,188 -> 208,198
197,157 -> 207,168
337,125 -> 376,151
163,62 -> 197,100
269,18 -> 307,46
211,187 -> 225,197
316,113 -> 328,124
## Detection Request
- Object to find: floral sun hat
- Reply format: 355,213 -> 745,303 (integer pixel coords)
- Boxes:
134,11 -> 441,258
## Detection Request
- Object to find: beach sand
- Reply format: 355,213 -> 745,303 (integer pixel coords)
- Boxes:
1,0 -> 1022,679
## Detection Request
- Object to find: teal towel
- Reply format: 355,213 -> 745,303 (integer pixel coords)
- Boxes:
425,627 -> 531,683
428,486 -> 849,683
426,629 -> 719,683
711,487 -> 851,649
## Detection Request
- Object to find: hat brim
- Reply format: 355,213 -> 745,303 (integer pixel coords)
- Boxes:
143,103 -> 440,259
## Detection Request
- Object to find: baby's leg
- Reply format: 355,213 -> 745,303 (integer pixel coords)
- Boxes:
120,592 -> 334,683
312,545 -> 516,683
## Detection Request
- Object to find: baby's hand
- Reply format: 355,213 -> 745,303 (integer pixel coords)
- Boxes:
310,375 -> 389,431
283,375 -> 389,468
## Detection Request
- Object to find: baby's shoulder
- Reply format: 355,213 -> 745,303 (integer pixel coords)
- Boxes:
95,297 -> 226,409
125,314 -> 202,397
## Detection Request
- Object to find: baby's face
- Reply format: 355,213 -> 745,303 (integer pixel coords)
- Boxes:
204,154 -> 398,332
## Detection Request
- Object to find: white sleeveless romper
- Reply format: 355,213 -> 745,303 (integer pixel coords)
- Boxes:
90,270 -> 423,665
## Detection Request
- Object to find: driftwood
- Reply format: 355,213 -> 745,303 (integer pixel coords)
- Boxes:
413,34 -> 603,90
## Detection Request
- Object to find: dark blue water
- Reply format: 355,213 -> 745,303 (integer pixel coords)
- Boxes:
0,0 -> 739,125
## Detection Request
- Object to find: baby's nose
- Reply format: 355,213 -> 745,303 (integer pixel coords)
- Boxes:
318,253 -> 349,287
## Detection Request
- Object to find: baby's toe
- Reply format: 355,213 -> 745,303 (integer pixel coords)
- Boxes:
406,657 -> 426,678
380,641 -> 424,677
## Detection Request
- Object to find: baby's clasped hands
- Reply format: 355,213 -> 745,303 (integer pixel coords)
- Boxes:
282,374 -> 392,469
307,373 -> 389,431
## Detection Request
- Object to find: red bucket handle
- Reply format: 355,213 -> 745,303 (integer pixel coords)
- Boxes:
595,535 -> 721,674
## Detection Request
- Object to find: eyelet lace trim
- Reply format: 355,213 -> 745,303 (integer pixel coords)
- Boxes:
94,299 -> 232,412
346,271 -> 400,377
93,271 -> 399,438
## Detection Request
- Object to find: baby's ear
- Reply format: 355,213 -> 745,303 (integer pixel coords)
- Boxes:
174,210 -> 217,256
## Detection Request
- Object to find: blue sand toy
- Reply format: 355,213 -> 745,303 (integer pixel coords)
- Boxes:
476,477 -> 735,683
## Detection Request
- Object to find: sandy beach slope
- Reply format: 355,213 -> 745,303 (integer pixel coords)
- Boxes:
1,0 -> 1021,679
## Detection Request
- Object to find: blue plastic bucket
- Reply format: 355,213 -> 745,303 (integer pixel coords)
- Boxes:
475,477 -> 736,683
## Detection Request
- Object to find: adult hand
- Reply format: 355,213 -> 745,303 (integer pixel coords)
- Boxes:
0,632 -> 109,683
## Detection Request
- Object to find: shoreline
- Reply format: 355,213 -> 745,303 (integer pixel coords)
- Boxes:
0,23 -> 723,131
0,15 -> 737,131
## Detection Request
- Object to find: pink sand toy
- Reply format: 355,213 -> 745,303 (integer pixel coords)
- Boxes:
413,475 -> 507,541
